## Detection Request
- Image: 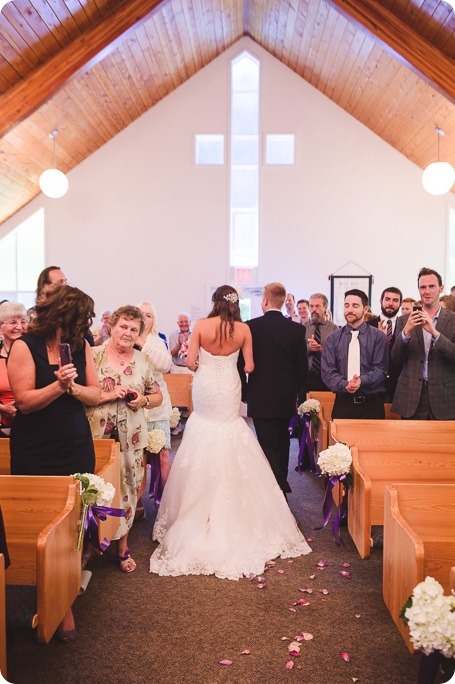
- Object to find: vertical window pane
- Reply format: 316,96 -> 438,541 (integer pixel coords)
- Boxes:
231,169 -> 258,208
232,54 -> 259,91
231,94 -> 259,135
17,211 -> 45,290
231,137 -> 258,165
0,232 -> 16,291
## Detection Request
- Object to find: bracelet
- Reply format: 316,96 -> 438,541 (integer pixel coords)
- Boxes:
144,395 -> 150,408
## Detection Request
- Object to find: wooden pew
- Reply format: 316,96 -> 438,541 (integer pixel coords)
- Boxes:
348,444 -> 455,558
163,373 -> 193,414
330,419 -> 455,447
383,483 -> 455,651
0,554 -> 5,679
0,439 -> 121,546
0,475 -> 81,643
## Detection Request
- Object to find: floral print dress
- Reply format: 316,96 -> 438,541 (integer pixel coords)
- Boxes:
86,346 -> 158,539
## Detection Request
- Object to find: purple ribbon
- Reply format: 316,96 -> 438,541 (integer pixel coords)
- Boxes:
418,652 -> 441,684
148,452 -> 164,505
297,413 -> 317,472
84,505 -> 125,553
317,474 -> 348,546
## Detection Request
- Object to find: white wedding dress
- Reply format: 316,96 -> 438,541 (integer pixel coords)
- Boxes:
149,348 -> 312,580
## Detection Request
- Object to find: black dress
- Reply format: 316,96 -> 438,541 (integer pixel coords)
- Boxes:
10,333 -> 95,476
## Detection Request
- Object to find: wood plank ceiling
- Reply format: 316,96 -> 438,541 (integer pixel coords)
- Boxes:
0,0 -> 454,225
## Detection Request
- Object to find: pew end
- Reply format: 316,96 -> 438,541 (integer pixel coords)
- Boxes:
163,374 -> 193,414
383,483 -> 455,652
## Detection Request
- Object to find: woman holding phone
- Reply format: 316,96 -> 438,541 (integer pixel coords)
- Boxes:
86,306 -> 162,573
7,285 -> 101,642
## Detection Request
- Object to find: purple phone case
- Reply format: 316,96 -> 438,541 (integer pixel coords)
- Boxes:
59,343 -> 72,366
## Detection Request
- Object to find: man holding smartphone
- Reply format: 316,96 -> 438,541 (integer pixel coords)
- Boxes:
392,267 -> 455,419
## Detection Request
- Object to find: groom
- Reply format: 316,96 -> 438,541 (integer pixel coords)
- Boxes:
242,282 -> 308,494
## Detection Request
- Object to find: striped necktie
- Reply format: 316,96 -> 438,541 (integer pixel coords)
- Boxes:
312,324 -> 322,374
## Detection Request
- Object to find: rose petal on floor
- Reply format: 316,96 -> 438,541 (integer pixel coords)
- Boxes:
306,537 -> 315,542
319,589 -> 329,595
285,661 -> 294,670
341,651 -> 351,662
289,607 -> 297,612
317,560 -> 328,568
297,598 -> 310,605
299,588 -> 313,593
310,574 -> 316,579
241,649 -> 251,655
288,642 -> 301,653
302,632 -> 314,641
341,561 -> 351,568
339,570 -> 351,579
277,569 -> 285,574
219,659 -> 233,665
257,583 -> 265,589
355,613 -> 361,619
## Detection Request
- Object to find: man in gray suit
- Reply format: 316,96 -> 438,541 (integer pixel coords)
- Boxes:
392,267 -> 455,420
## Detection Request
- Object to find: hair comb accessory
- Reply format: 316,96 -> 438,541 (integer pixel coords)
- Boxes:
223,293 -> 238,303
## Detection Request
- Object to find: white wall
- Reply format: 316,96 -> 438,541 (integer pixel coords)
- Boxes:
2,36 -> 454,335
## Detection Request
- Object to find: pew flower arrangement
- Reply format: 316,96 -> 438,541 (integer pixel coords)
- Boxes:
147,428 -> 167,454
169,407 -> 181,430
316,443 -> 352,545
73,473 -> 118,551
401,576 -> 455,683
296,399 -> 321,472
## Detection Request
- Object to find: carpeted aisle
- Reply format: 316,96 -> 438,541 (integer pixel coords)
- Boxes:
6,427 -> 422,684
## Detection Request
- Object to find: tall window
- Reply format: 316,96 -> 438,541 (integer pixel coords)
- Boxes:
0,209 -> 45,308
230,53 -> 260,269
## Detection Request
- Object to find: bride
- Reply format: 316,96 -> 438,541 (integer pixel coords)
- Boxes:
149,285 -> 311,580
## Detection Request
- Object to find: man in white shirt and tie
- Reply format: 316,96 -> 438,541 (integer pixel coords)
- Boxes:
321,289 -> 388,419
367,287 -> 402,401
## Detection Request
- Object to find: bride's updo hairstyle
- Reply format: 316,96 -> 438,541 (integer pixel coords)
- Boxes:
208,285 -> 242,345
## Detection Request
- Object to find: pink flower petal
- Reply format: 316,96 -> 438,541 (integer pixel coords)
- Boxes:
257,576 -> 265,583
285,661 -> 294,670
342,561 -> 351,568
341,652 -> 351,662
288,642 -> 301,652
352,679 -> 359,682
281,637 -> 289,641
355,613 -> 361,619
310,574 -> 316,579
249,573 -> 255,580
297,598 -> 310,605
289,607 -> 297,612
277,569 -> 285,574
302,632 -> 314,641
241,649 -> 251,655
339,570 -> 352,579
317,560 -> 328,568
294,635 -> 304,642
319,589 -> 329,595
219,659 -> 233,665
306,537 -> 315,542
299,587 -> 313,594
289,650 -> 301,657
287,559 -> 294,563
257,583 -> 265,589
266,560 -> 276,567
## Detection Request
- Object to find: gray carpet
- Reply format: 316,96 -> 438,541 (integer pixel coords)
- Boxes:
6,427 -> 423,684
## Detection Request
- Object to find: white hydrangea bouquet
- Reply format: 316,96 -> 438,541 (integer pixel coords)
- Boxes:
401,576 -> 455,658
169,407 -> 181,430
316,443 -> 352,545
297,398 -> 321,426
317,442 -> 352,477
147,428 -> 167,454
296,399 -> 321,472
73,473 -> 117,551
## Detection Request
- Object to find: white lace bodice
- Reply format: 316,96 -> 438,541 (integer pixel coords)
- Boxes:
192,347 -> 241,424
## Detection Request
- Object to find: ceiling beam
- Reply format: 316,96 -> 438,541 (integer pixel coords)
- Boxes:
327,0 -> 455,104
0,0 -> 167,138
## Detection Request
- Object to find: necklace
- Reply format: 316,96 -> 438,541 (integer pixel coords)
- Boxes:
108,343 -> 131,367
46,343 -> 59,365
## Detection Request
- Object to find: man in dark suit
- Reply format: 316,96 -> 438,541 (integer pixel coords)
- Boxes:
367,286 -> 402,401
243,282 -> 308,494
392,267 -> 455,420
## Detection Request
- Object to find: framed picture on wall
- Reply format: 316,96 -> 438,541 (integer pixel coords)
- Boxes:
330,275 -> 373,326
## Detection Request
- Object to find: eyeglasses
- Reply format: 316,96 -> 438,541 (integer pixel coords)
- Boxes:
1,319 -> 28,327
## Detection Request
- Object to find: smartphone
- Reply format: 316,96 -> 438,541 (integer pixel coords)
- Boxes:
58,343 -> 73,366
412,306 -> 423,312
125,391 -> 138,403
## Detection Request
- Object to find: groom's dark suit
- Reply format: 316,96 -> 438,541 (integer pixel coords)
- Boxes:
245,310 -> 308,493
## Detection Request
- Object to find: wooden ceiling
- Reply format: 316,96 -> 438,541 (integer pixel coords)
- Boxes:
0,0 -> 454,225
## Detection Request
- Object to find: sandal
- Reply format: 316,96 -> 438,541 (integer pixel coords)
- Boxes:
118,551 -> 136,573
56,628 -> 77,644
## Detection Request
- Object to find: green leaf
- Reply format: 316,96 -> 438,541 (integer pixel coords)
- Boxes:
399,596 -> 413,625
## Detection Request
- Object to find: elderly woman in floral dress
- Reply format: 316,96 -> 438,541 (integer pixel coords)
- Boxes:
86,306 -> 162,572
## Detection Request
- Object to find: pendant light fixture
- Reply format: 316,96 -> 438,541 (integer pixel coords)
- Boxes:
421,128 -> 455,196
39,130 -> 69,199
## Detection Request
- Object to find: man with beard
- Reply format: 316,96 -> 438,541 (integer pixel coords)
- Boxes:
367,287 -> 402,401
304,293 -> 338,392
321,289 -> 388,419
392,267 -> 455,420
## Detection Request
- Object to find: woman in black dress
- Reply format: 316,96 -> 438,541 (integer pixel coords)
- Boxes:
7,285 -> 101,641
